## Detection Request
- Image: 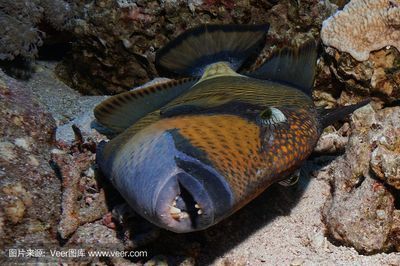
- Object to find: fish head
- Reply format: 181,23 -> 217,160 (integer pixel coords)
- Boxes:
101,119 -> 237,233
98,102 -> 320,233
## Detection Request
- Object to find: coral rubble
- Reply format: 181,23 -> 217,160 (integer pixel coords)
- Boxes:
321,105 -> 400,253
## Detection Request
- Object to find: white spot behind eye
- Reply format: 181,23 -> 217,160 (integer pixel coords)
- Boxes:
259,107 -> 287,126
270,107 -> 286,124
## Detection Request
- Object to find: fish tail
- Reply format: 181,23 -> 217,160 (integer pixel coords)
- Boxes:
155,24 -> 269,77
319,99 -> 371,129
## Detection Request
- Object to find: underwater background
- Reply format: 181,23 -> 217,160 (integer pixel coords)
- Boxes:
0,0 -> 399,264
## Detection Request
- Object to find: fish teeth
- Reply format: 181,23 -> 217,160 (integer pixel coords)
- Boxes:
180,212 -> 189,219
170,205 -> 191,220
195,203 -> 203,215
171,213 -> 181,220
170,206 -> 181,214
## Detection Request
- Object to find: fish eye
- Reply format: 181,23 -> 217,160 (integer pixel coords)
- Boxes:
259,108 -> 272,120
257,107 -> 286,126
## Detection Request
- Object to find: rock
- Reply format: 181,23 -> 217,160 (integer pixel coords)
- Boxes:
315,47 -> 400,105
320,104 -> 400,253
4,198 -> 26,224
369,107 -> 400,189
0,0 -> 77,60
0,69 -> 61,251
56,0 -> 336,95
144,255 -> 169,266
390,210 -> 400,251
52,136 -> 108,239
316,0 -> 400,105
0,141 -> 17,161
314,123 -> 351,154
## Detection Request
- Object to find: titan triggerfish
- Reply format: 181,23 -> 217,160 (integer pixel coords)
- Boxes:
94,24 -> 368,233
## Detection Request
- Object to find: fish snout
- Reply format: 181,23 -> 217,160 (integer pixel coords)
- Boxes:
154,172 -> 218,233
102,128 -> 234,233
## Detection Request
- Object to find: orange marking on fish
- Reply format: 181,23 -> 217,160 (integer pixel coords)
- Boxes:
146,108 -> 319,211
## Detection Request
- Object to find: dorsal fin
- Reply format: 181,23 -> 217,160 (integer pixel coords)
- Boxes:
156,24 -> 269,77
247,39 -> 318,95
94,77 -> 197,133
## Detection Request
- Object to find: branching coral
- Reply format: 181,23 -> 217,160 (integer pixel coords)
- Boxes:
321,0 -> 400,61
0,0 -> 76,60
0,14 -> 44,60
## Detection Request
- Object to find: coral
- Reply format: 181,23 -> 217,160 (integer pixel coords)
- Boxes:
0,69 -> 60,253
320,105 -> 400,253
56,0 -> 336,95
316,0 -> 400,105
52,134 -> 108,239
321,0 -> 400,62
0,0 -> 76,60
314,46 -> 400,106
0,13 -> 44,60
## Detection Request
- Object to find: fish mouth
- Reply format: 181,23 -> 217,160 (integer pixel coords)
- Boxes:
154,172 -> 215,233
153,158 -> 234,233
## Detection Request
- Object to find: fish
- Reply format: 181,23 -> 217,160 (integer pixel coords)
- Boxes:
94,24 -> 369,233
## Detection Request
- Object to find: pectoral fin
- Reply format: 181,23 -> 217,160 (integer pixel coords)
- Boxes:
278,170 -> 300,187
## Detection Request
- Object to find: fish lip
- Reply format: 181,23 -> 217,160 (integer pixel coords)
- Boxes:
154,172 -> 215,233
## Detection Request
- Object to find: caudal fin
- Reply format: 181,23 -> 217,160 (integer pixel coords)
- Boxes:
156,24 -> 269,77
319,99 -> 371,129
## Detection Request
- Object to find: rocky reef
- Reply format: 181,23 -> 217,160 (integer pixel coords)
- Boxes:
316,0 -> 400,255
0,0 -> 76,60
320,105 -> 400,254
1,0 -> 336,94
1,0 -> 400,264
316,0 -> 400,105
0,70 -> 60,260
